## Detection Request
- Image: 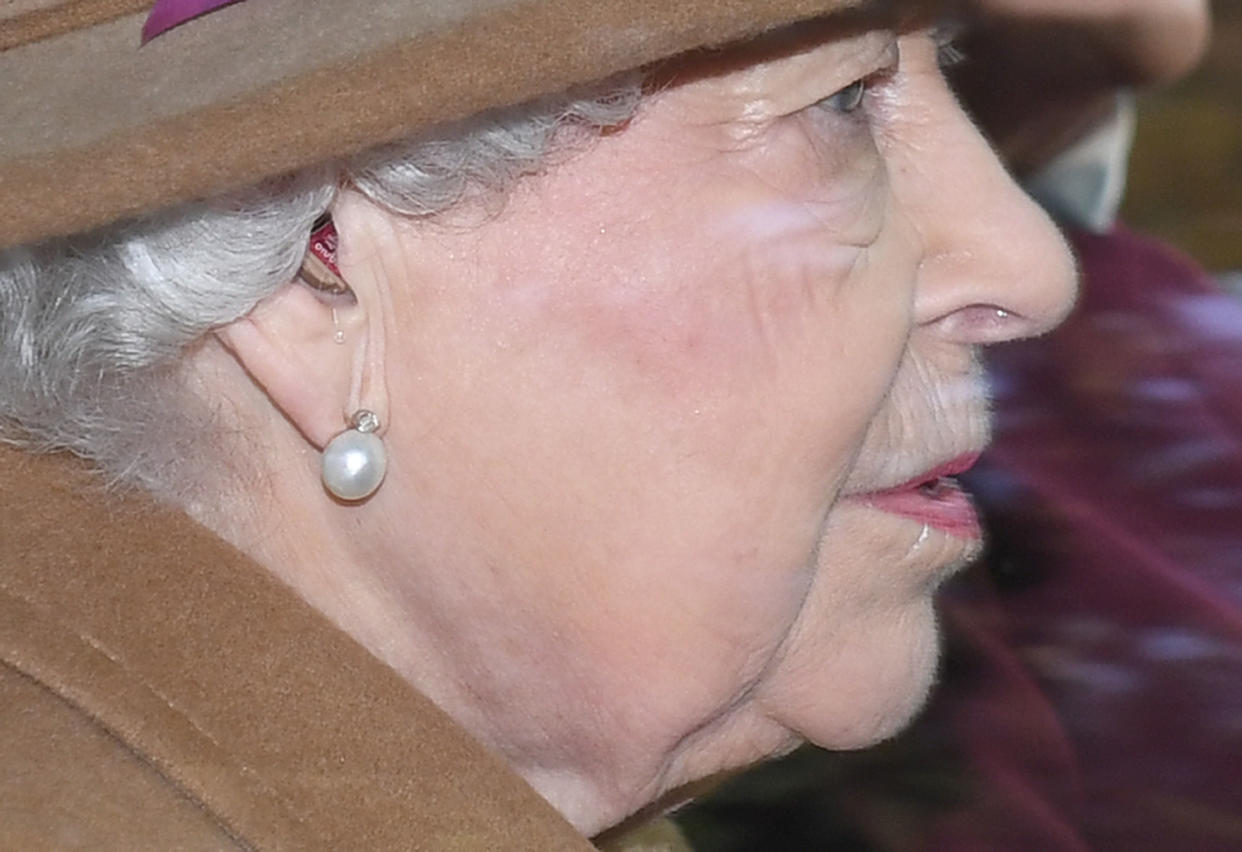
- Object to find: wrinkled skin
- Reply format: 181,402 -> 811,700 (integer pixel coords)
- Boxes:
208,6 -> 1078,837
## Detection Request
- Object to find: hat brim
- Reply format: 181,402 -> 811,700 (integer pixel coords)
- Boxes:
0,0 -> 854,250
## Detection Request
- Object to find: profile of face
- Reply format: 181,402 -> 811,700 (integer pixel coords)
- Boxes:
230,8 -> 1077,835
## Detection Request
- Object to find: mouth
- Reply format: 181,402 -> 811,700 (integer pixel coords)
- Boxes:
855,453 -> 983,540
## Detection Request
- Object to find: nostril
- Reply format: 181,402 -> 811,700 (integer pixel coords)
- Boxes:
932,303 -> 1033,345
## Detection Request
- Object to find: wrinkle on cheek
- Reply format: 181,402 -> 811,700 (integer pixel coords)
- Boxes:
473,127 -> 892,410
537,206 -> 889,422
742,120 -> 889,248
576,223 -> 868,404
731,223 -> 863,369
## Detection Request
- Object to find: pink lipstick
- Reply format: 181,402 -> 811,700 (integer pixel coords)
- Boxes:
858,453 -> 983,539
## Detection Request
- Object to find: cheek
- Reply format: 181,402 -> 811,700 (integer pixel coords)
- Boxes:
424,113 -> 918,551
515,116 -> 901,432
402,110 -> 917,641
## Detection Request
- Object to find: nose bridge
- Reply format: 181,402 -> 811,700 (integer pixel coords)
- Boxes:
904,86 -> 1078,341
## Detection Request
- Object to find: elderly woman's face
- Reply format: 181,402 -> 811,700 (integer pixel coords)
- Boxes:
336,16 -> 1075,828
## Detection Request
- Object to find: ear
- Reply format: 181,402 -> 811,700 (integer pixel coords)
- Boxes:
215,283 -> 361,447
216,192 -> 400,448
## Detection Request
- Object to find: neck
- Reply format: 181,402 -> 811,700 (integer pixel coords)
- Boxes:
187,346 -> 689,836
190,438 -> 632,833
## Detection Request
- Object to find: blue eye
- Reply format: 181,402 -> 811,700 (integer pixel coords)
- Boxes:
820,78 -> 867,114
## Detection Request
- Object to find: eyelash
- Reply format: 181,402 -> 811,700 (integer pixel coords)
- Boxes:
934,23 -> 967,69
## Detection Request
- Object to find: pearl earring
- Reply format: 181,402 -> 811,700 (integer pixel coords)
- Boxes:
321,410 -> 387,502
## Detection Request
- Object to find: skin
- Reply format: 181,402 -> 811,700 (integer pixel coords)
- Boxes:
202,6 -> 1077,837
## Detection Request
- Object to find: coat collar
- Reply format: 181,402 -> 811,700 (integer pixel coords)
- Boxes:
0,446 -> 594,850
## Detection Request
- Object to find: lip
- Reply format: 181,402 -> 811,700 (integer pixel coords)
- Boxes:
855,452 -> 983,539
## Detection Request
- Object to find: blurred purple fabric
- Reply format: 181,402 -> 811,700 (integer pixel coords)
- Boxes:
926,226 -> 1242,850
142,0 -> 243,42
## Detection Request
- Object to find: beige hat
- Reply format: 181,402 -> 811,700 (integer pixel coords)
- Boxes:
0,0 -> 855,251
2,0 -> 1207,251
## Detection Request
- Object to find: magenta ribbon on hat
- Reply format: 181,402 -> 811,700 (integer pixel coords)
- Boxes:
142,0 -> 244,43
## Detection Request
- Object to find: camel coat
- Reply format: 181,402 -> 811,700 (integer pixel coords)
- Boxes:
0,446 -> 597,850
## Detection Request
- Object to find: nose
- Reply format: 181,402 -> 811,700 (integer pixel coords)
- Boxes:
902,58 -> 1078,345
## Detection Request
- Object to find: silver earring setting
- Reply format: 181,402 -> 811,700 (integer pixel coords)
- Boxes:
321,409 -> 387,502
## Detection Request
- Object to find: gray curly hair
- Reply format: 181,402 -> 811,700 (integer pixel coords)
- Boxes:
0,78 -> 642,501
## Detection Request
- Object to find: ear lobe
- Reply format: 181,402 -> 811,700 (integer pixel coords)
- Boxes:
215,282 -> 362,448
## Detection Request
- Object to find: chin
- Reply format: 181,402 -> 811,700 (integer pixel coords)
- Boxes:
847,611 -> 942,750
771,589 -> 945,753
860,626 -> 942,747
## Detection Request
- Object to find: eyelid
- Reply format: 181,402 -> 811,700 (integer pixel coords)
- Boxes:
819,41 -> 902,112
747,32 -> 899,121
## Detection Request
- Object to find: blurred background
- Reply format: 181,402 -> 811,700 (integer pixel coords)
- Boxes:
1126,1 -> 1241,272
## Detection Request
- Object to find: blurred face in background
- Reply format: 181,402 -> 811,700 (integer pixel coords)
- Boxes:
952,0 -> 1211,174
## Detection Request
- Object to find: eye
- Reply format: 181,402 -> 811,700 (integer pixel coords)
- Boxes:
819,78 -> 867,114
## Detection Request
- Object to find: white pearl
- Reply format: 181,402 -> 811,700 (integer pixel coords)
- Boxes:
321,428 -> 386,501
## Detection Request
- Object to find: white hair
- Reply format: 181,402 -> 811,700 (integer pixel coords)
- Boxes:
0,78 -> 642,499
